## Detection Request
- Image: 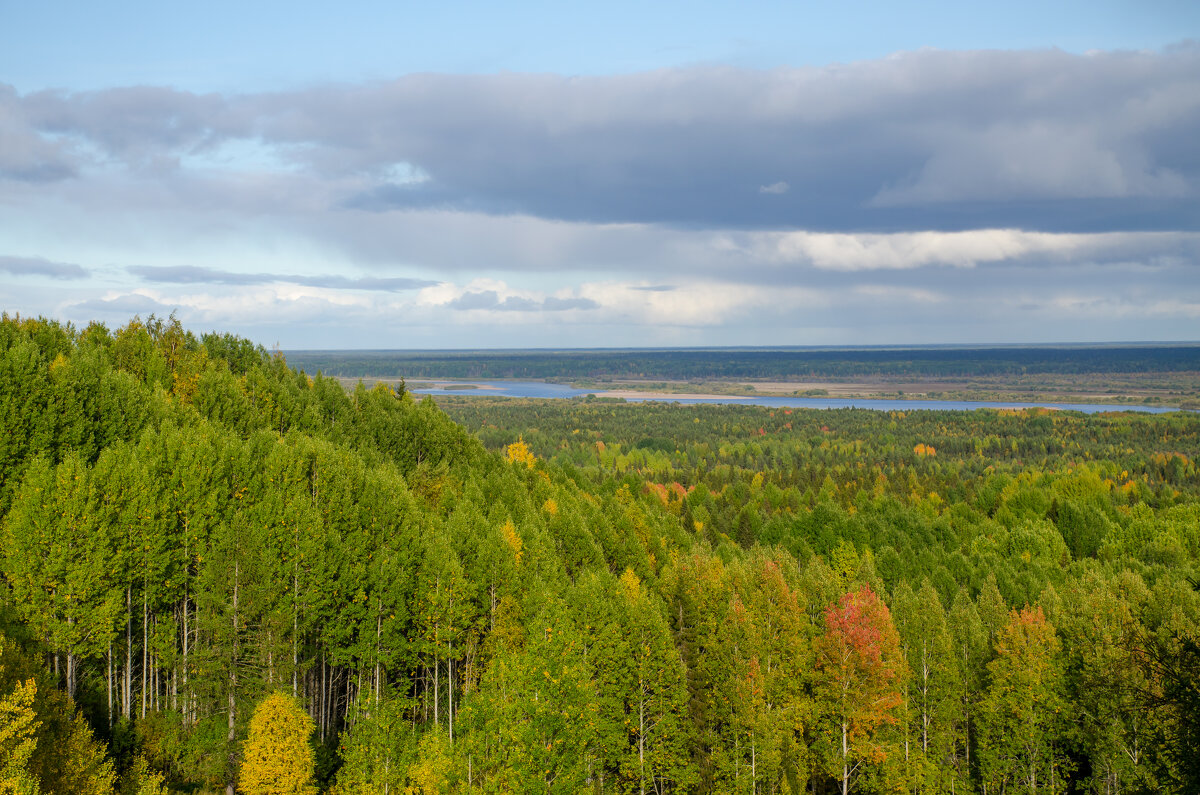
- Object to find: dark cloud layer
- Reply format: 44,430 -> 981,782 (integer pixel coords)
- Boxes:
5,45 -> 1197,232
127,265 -> 435,291
0,254 -> 88,279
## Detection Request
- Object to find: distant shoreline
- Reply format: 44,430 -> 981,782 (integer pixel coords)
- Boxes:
298,345 -> 1200,410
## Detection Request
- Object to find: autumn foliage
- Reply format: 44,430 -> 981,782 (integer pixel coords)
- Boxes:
240,692 -> 317,795
815,585 -> 904,793
504,437 -> 537,467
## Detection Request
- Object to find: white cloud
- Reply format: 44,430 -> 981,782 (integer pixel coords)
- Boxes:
752,229 -> 1199,271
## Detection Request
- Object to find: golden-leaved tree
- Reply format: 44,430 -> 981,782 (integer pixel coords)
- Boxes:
239,692 -> 317,795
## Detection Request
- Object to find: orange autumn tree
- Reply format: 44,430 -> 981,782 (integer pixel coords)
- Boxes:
814,585 -> 905,795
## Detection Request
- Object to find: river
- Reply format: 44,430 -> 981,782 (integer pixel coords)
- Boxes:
409,380 -> 1179,414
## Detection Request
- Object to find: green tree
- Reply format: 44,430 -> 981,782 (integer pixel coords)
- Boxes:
589,569 -> 695,794
893,579 -> 961,793
331,694 -> 418,795
117,757 -> 169,795
977,606 -> 1067,793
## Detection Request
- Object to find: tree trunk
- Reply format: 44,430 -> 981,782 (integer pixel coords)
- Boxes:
142,587 -> 148,719
182,593 -> 189,723
228,559 -> 239,795
922,641 -> 931,754
842,720 -> 850,795
375,608 -> 383,701
125,583 -> 133,719
107,640 -> 113,729
293,569 -> 299,698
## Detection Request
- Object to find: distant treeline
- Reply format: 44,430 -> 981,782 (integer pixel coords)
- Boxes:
284,345 -> 1200,381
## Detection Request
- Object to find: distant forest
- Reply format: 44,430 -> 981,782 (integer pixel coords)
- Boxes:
283,345 -> 1200,381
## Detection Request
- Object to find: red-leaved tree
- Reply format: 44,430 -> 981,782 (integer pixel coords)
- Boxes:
815,585 -> 905,795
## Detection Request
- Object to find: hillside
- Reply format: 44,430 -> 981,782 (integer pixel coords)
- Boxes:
1,314 -> 1197,793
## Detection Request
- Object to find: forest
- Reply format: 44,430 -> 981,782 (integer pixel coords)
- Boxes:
282,345 -> 1200,382
1,313 -> 1198,794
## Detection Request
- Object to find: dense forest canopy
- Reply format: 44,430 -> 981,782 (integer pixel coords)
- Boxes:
283,345 -> 1200,381
0,313 -> 1198,794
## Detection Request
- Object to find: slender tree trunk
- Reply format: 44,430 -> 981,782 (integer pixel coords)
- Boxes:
375,608 -> 383,701
182,589 -> 189,722
293,570 -> 299,698
227,559 -> 239,795
142,585 -> 148,719
922,643 -> 931,754
126,583 -> 133,719
842,720 -> 850,795
183,521 -> 191,724
66,650 -> 75,700
751,735 -> 757,794
107,640 -> 113,729
639,691 -> 646,795
320,648 -> 327,742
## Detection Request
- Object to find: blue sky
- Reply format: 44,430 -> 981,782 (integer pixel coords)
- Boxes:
1,1 -> 1198,348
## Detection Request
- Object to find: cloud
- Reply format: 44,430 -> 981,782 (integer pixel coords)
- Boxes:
0,254 -> 89,279
33,262 -> 1199,349
67,292 -> 172,315
762,229 -> 1081,270
542,296 -> 599,310
0,86 -> 79,181
6,46 -> 1200,348
6,44 -> 1197,232
446,289 -> 599,312
127,264 -> 435,291
447,290 -> 500,310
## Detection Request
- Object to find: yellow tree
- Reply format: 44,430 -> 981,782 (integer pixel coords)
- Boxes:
240,692 -> 317,795
0,676 -> 40,795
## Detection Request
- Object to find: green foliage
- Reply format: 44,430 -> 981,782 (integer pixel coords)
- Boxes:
0,315 -> 1198,793
977,607 -> 1067,792
0,632 -> 115,795
117,757 -> 169,795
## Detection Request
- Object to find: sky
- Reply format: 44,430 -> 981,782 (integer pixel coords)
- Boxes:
1,1 -> 1198,349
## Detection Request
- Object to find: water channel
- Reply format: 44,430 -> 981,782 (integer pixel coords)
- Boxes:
410,380 -> 1179,414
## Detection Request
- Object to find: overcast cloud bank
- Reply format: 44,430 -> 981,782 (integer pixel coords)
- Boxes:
1,45 -> 1197,347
